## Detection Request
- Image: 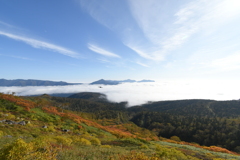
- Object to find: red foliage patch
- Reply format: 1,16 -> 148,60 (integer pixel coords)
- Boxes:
0,93 -> 35,111
42,106 -> 134,138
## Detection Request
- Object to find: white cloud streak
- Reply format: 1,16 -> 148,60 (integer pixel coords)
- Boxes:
136,61 -> 149,67
0,21 -> 16,28
0,53 -> 33,60
124,0 -> 201,60
88,44 -> 121,58
79,0 -> 240,66
0,31 -> 80,58
126,0 -> 240,61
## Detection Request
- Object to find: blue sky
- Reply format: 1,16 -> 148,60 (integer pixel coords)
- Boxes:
1,0 -> 240,83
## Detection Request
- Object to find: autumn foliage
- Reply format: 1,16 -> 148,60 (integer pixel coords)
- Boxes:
0,138 -> 60,160
0,93 -> 35,111
163,139 -> 240,155
0,93 -> 239,160
42,106 -> 135,138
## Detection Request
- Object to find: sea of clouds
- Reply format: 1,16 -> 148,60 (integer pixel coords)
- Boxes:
0,80 -> 239,106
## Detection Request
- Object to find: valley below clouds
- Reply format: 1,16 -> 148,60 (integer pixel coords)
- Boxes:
0,80 -> 239,106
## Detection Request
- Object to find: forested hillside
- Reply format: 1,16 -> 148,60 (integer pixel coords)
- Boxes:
1,93 -> 240,159
44,94 -> 240,152
129,100 -> 240,152
129,99 -> 240,117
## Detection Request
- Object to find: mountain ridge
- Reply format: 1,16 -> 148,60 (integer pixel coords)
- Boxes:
0,78 -> 81,86
0,78 -> 155,86
90,79 -> 155,85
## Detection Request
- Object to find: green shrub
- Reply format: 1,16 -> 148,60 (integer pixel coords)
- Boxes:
120,138 -> 143,146
47,126 -> 56,132
33,135 -> 56,147
0,131 -> 3,138
0,99 -> 22,112
140,144 -> 149,149
74,137 -> 91,146
0,138 -> 59,160
54,136 -> 72,146
118,151 -> 159,160
30,108 -> 60,122
90,137 -> 101,145
0,138 -> 34,160
156,145 -> 192,160
100,145 -> 111,148
170,136 -> 181,142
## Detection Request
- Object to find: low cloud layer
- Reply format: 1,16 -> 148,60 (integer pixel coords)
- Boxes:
0,80 -> 239,106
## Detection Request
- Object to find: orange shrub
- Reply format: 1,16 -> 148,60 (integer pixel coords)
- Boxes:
0,93 -> 35,111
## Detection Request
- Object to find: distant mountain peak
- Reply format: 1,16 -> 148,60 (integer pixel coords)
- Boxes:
90,79 -> 154,85
90,79 -> 119,85
137,79 -> 155,82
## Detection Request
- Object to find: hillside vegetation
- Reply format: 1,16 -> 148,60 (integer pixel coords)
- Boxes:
129,100 -> 240,152
0,93 -> 240,159
45,94 -> 240,152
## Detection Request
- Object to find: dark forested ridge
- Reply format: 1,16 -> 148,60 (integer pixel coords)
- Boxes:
129,99 -> 240,117
33,93 -> 129,121
25,93 -> 240,152
129,99 -> 240,152
68,92 -> 108,102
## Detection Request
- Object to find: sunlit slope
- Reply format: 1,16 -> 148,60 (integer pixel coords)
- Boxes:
0,93 -> 239,160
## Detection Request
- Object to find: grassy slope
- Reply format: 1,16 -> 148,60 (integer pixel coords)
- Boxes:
0,93 -> 239,160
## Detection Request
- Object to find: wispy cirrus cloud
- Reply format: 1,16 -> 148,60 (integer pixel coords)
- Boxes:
125,0 -> 202,60
88,43 -> 121,58
126,0 -> 240,61
136,61 -> 149,68
79,0 -> 202,61
80,0 -> 240,62
0,53 -> 33,60
0,21 -> 16,28
0,31 -> 80,58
